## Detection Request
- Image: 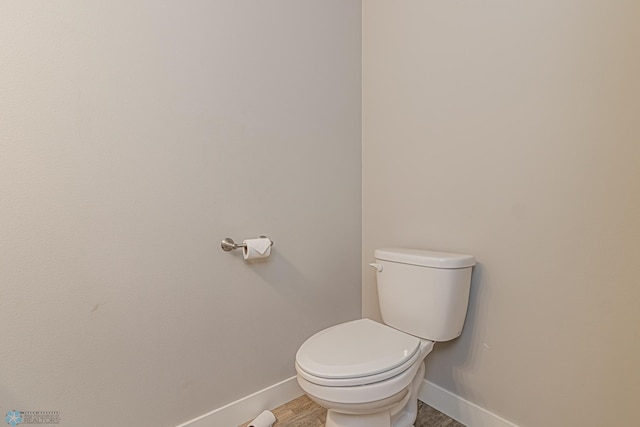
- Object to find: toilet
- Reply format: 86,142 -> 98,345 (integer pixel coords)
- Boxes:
295,248 -> 475,427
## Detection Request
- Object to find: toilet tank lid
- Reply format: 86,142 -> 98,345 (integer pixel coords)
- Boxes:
375,248 -> 475,268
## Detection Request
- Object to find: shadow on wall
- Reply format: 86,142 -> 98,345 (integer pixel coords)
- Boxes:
241,251 -> 341,327
426,262 -> 489,403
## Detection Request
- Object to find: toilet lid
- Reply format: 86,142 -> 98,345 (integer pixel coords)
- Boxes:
296,319 -> 421,380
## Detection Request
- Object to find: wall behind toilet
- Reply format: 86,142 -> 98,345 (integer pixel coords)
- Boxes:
363,1 -> 640,426
0,2 -> 361,426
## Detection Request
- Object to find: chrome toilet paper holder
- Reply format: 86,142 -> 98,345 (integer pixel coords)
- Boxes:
221,236 -> 273,252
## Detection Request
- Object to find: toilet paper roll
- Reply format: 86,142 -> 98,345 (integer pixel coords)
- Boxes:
248,410 -> 276,427
243,237 -> 272,260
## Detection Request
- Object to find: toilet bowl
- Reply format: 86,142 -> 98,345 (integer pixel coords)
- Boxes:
295,248 -> 475,427
296,319 -> 434,427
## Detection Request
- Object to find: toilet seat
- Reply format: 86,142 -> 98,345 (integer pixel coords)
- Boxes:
296,358 -> 423,405
296,319 -> 422,387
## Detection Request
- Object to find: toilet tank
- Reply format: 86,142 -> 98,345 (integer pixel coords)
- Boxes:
374,248 -> 475,342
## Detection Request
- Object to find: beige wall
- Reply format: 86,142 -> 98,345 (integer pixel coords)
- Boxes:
0,2 -> 361,426
363,1 -> 640,426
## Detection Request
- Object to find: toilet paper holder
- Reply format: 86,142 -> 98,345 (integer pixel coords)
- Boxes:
221,236 -> 273,252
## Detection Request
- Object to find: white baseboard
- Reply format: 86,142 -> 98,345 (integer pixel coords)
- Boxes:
418,380 -> 519,427
177,376 -> 303,427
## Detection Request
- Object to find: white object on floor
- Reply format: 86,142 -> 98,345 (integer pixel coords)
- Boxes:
248,410 -> 276,427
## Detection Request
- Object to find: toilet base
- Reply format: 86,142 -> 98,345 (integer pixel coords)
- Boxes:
326,410 -> 391,427
310,362 -> 425,427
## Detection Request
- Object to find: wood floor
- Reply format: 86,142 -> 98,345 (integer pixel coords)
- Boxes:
239,394 -> 465,427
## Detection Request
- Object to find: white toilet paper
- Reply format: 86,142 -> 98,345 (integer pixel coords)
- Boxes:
248,410 -> 276,427
243,237 -> 272,260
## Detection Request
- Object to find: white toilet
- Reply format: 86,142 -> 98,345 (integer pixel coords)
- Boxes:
295,248 -> 475,427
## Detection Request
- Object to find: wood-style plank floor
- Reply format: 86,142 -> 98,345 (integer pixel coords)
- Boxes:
239,394 -> 465,427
